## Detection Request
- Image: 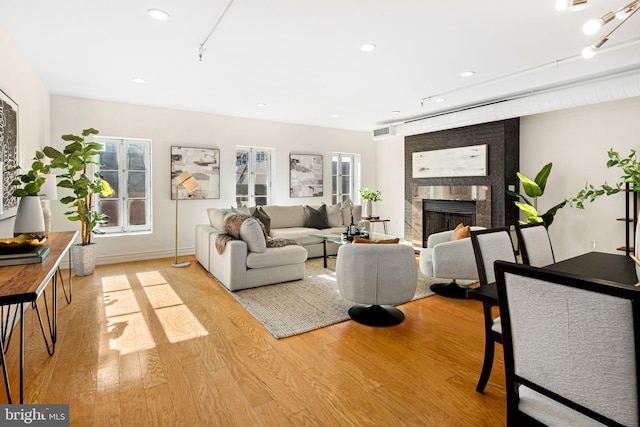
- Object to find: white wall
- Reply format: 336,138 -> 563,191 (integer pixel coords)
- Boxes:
520,96 -> 640,260
49,96 -> 376,264
377,96 -> 640,261
0,25 -> 51,237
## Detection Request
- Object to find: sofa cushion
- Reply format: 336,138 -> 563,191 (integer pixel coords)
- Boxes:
305,204 -> 329,229
326,203 -> 343,227
231,205 -> 251,216
261,205 -> 306,229
341,204 -> 362,226
246,245 -> 308,269
208,208 -> 232,232
252,206 -> 271,235
239,217 -> 267,253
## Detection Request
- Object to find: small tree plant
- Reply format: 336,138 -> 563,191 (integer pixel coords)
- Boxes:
43,128 -> 114,245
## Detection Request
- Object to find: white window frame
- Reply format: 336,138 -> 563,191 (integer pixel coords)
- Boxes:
332,153 -> 360,204
94,136 -> 152,235
236,146 -> 272,206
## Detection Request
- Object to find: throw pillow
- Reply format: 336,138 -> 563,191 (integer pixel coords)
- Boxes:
304,204 -> 329,229
207,208 -> 232,232
239,217 -> 267,253
326,203 -> 343,227
231,205 -> 251,216
353,236 -> 400,244
450,223 -> 471,240
252,206 -> 271,235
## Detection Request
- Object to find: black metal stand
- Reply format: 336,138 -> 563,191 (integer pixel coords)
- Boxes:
348,304 -> 405,326
429,282 -> 469,299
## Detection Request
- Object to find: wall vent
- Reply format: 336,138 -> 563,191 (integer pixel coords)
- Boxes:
372,125 -> 396,141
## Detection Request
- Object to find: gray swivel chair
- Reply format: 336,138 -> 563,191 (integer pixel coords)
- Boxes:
418,226 -> 486,298
336,243 -> 417,326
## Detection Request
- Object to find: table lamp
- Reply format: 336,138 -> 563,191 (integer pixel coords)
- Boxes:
173,171 -> 200,267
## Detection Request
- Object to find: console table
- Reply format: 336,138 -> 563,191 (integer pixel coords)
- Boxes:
0,231 -> 77,403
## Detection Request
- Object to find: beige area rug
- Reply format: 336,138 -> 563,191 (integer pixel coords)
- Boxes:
224,257 -> 444,339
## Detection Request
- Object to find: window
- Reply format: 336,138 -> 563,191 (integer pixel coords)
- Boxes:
332,153 -> 355,204
95,137 -> 152,234
236,147 -> 271,206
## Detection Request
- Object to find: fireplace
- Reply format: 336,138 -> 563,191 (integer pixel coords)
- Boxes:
410,185 -> 492,247
422,199 -> 476,247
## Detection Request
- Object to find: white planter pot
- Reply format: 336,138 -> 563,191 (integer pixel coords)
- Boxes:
364,200 -> 373,218
14,196 -> 45,237
71,243 -> 97,276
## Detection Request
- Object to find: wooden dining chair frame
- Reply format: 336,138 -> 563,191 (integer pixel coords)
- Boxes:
469,226 -> 516,393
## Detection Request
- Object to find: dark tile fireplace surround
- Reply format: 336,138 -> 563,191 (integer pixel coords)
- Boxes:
404,119 -> 520,247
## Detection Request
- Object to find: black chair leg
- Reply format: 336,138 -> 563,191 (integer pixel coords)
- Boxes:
476,301 -> 496,393
429,281 -> 469,299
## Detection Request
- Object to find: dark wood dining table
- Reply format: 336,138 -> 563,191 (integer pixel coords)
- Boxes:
466,251 -> 639,392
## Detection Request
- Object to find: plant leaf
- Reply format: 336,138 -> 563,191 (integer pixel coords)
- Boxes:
534,163 -> 552,194
517,173 -> 542,198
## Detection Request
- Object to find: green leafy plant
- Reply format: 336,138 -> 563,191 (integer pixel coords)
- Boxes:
566,148 -> 638,209
43,128 -> 114,245
359,188 -> 382,202
8,151 -> 51,197
506,162 -> 566,226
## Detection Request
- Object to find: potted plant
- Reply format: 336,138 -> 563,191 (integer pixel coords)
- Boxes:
8,151 -> 52,238
359,188 -> 382,219
43,128 -> 114,276
506,163 -> 566,226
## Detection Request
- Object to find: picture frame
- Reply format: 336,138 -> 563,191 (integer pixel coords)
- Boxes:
290,153 -> 323,198
0,89 -> 19,220
412,144 -> 488,178
171,146 -> 220,199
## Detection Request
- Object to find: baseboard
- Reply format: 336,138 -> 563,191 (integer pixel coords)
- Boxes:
58,246 -> 196,267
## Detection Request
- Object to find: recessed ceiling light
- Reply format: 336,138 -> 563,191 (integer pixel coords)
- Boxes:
331,114 -> 340,118
461,71 -> 475,77
256,103 -> 267,107
147,9 -> 170,20
360,43 -> 376,52
132,78 -> 146,84
435,98 -> 446,103
391,110 -> 400,115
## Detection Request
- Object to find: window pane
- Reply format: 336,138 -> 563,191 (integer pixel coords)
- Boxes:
99,200 -> 120,228
100,144 -> 119,170
128,200 -> 147,226
101,171 -> 119,198
127,144 -> 147,170
128,172 -> 146,198
341,176 -> 350,194
341,159 -> 351,175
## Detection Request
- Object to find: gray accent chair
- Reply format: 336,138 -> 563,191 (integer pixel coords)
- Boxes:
495,260 -> 640,427
418,226 -> 486,298
336,243 -> 417,326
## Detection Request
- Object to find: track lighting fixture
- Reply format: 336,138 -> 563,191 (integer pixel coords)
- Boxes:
197,0 -> 236,61
558,0 -> 640,59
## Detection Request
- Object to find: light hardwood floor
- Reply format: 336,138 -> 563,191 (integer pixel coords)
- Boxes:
1,256 -> 506,426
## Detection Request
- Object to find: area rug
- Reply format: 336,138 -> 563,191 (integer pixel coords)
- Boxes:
224,258 -> 449,339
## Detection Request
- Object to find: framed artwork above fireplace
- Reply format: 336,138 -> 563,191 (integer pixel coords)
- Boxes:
412,144 -> 487,178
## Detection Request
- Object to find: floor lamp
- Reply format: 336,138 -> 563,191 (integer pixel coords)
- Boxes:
173,171 -> 200,268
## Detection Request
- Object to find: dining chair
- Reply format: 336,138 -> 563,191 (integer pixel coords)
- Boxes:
516,222 -> 555,267
495,260 -> 640,427
469,226 -> 517,393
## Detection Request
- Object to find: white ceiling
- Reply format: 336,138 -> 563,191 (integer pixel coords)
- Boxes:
1,0 -> 640,133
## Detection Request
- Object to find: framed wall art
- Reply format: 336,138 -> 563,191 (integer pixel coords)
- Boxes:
412,144 -> 488,178
290,153 -> 323,198
171,146 -> 220,199
0,89 -> 18,220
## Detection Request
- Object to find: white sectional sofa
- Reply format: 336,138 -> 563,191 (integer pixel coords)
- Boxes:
195,203 -> 361,291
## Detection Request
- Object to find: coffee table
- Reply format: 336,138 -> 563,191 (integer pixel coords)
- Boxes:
310,233 -> 353,268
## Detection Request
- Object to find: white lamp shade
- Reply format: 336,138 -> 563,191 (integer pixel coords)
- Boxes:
38,174 -> 58,201
14,196 -> 45,237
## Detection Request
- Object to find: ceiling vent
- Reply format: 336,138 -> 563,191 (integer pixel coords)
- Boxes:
372,125 -> 396,141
